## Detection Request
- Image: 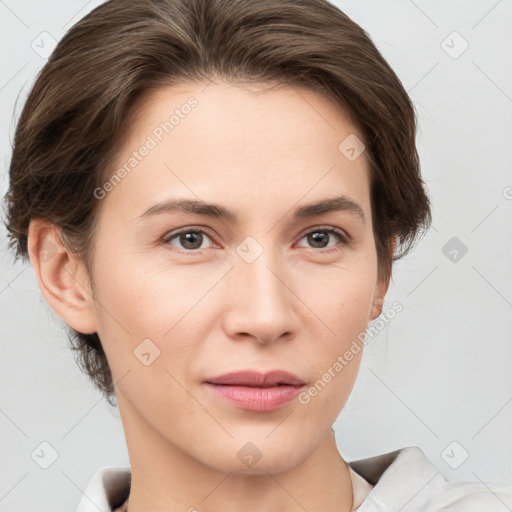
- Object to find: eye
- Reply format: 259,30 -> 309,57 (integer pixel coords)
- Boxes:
296,227 -> 349,253
162,228 -> 215,252
162,226 -> 349,254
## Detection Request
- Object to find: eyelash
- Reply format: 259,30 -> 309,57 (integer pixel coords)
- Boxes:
161,226 -> 350,254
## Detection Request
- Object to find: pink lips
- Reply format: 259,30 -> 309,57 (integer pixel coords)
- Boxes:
204,370 -> 305,412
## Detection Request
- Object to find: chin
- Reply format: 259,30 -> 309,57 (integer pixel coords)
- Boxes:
200,432 -> 314,476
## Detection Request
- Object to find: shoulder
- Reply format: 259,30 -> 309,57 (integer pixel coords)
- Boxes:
349,446 -> 512,511
428,479 -> 512,511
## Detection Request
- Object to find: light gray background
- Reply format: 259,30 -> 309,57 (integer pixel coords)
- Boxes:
1,0 -> 511,510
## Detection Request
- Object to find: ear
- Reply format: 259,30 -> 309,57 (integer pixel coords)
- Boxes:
27,219 -> 97,334
369,235 -> 396,321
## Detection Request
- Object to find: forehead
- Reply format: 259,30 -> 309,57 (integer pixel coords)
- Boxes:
101,79 -> 371,221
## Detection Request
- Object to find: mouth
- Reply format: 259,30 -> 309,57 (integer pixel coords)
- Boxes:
203,370 -> 306,412
204,369 -> 305,387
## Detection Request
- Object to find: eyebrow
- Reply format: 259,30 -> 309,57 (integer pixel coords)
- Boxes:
140,195 -> 366,225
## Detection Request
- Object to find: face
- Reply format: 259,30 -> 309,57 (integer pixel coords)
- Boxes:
78,80 -> 387,474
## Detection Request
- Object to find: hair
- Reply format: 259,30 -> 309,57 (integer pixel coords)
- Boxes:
5,0 -> 431,406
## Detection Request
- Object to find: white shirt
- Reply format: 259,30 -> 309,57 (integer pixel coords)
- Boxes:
75,445 -> 512,511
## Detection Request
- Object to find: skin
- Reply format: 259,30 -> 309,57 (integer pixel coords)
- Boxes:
28,80 -> 391,512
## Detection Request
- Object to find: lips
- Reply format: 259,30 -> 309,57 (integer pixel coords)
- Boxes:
204,370 -> 305,387
203,370 -> 306,412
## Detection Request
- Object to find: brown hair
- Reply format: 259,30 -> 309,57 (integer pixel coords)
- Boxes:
5,0 -> 431,405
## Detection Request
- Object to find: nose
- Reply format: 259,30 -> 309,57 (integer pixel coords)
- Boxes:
222,240 -> 299,345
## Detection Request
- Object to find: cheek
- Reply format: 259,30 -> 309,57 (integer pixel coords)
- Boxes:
90,246 -> 227,369
306,256 -> 377,340
298,254 -> 377,393
90,257 -> 209,419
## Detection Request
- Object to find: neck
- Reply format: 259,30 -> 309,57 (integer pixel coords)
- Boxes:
118,396 -> 354,512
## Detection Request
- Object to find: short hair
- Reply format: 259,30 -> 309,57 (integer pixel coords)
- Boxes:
5,0 -> 432,405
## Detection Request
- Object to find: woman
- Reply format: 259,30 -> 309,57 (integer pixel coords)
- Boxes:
5,0 -> 512,510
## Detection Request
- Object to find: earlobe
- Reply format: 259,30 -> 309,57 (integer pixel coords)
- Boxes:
369,235 -> 396,321
369,296 -> 384,321
370,275 -> 389,320
27,219 -> 97,334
